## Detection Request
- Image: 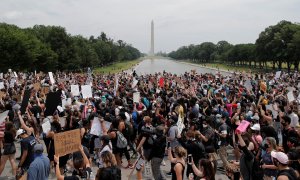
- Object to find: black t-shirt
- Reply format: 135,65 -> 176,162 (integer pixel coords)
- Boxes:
4,131 -> 14,143
20,135 -> 36,168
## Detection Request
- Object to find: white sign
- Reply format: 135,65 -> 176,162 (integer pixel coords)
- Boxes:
275,71 -> 281,79
81,85 -> 92,99
177,116 -> 185,135
13,72 -> 18,78
133,92 -> 140,103
62,98 -> 72,109
48,72 -> 55,84
0,110 -> 9,124
132,78 -> 138,89
90,117 -> 112,136
42,120 -> 51,134
71,85 -> 80,96
244,80 -> 252,91
0,82 -> 4,90
287,91 -> 295,102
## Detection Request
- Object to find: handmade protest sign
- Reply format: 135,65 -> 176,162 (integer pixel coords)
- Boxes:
159,77 -> 164,88
133,92 -> 140,103
20,90 -> 31,115
90,117 -> 111,136
177,116 -> 185,135
71,85 -> 80,96
33,83 -> 41,91
13,72 -> 18,78
48,72 -> 55,84
132,78 -> 138,89
260,81 -> 267,93
275,71 -> 281,79
42,120 -> 51,134
54,129 -> 81,156
44,91 -> 61,116
236,120 -> 250,134
62,98 -> 72,109
81,85 -> 92,99
287,91 -> 295,102
0,110 -> 9,124
0,82 -> 4,90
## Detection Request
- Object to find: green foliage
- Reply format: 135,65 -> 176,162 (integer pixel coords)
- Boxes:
169,20 -> 300,72
0,23 -> 141,72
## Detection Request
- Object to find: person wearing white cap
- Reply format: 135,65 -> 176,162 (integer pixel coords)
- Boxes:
15,128 -> 37,179
271,151 -> 298,180
250,124 -> 262,153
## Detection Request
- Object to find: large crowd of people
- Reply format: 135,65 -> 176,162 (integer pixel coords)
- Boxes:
0,69 -> 300,180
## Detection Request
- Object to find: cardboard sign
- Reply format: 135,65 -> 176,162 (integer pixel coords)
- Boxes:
49,72 -> 55,84
54,129 -> 81,156
20,90 -> 31,115
133,92 -> 140,103
42,120 -> 51,134
260,81 -> 267,93
33,83 -> 41,91
42,86 -> 50,95
236,120 -> 250,134
81,85 -> 92,99
0,110 -> 9,124
71,85 -> 80,96
177,116 -> 185,135
0,91 -> 6,99
0,82 -> 4,90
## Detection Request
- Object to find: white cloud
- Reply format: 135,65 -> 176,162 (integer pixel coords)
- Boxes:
0,0 -> 299,53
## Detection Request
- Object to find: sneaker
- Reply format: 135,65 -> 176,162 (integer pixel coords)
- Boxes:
166,172 -> 172,176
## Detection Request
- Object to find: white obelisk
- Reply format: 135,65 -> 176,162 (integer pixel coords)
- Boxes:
150,20 -> 154,56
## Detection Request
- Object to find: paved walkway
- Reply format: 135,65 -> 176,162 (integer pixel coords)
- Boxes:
1,142 -> 229,180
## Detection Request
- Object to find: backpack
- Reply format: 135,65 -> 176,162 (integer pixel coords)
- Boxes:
116,131 -> 127,149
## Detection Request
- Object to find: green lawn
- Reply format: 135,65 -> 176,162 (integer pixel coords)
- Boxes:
94,59 -> 141,74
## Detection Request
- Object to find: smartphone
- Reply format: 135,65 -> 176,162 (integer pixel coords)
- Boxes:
188,154 -> 192,164
167,141 -> 171,148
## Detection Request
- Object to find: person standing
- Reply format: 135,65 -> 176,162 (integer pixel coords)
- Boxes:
271,151 -> 298,180
27,144 -> 50,180
15,128 -> 37,179
0,122 -> 17,176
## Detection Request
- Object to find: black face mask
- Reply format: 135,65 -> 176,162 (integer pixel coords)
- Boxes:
264,144 -> 269,149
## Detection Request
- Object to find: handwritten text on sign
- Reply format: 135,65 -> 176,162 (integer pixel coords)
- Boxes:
54,129 -> 81,156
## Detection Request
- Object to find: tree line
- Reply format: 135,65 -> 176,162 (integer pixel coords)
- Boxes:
168,20 -> 300,72
0,23 -> 141,72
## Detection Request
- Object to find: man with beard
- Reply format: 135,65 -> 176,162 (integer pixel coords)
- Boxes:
271,151 -> 297,180
280,115 -> 298,153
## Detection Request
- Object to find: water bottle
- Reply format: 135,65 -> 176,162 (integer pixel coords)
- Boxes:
188,173 -> 194,180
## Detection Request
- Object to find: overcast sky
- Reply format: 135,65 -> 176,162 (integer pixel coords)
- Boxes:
1,0 -> 300,53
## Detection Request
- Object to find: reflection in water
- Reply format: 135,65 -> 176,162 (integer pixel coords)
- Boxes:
134,59 -> 230,76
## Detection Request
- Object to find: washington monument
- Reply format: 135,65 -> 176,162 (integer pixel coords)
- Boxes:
150,20 -> 154,56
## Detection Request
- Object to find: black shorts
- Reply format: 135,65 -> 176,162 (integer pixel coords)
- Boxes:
3,143 -> 16,155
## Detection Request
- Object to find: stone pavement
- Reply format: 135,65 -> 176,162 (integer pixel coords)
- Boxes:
0,142 -> 229,180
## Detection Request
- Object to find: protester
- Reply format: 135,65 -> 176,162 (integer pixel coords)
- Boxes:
27,144 -> 50,180
168,146 -> 187,180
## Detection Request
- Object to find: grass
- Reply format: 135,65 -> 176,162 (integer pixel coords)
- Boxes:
94,59 -> 141,74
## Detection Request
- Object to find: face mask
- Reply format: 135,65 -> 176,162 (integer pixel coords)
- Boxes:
203,124 -> 208,128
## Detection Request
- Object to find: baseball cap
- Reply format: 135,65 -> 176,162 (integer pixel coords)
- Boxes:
271,151 -> 288,165
250,123 -> 261,131
15,129 -> 26,139
34,144 -> 44,153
